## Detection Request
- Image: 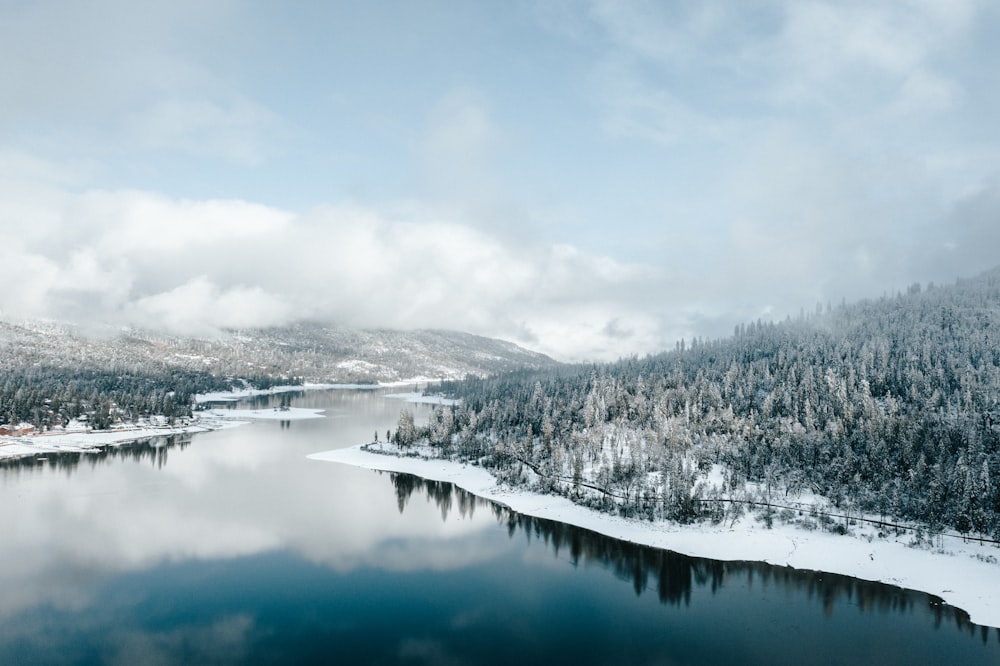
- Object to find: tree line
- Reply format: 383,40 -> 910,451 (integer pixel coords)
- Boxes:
0,363 -> 300,430
393,267 -> 1000,541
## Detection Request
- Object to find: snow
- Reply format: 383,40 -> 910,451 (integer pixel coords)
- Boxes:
379,376 -> 458,388
193,382 -> 377,403
0,404 -> 326,462
385,392 -> 461,406
336,359 -> 382,373
200,407 -> 325,422
1,381 -> 433,462
0,423 -> 220,460
192,380 -> 447,404
309,444 -> 1000,630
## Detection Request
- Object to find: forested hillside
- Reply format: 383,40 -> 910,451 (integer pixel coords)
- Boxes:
0,365 -> 252,431
401,268 -> 1000,540
0,320 -> 554,430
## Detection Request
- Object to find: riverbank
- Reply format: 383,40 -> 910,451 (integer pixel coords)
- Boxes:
309,443 -> 1000,630
0,406 -> 326,461
0,380 -> 449,462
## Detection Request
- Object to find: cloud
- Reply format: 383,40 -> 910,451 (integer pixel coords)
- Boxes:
77,190 -> 293,254
581,0 -> 984,140
554,1 -> 998,327
0,180 -> 674,361
1,2 -> 998,363
129,278 -> 293,335
4,162 -> 1000,361
908,180 -> 1000,284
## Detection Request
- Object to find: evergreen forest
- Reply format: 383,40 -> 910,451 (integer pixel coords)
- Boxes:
0,365 -> 286,430
399,267 -> 1000,541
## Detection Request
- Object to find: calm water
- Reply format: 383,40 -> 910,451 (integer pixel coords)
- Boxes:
2,388 -> 998,665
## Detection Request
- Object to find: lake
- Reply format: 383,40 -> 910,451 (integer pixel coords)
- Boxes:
2,388 -> 998,665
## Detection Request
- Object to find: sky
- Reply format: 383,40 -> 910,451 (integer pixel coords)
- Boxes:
1,0 -> 999,361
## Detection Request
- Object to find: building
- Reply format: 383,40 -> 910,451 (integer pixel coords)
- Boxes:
0,423 -> 36,437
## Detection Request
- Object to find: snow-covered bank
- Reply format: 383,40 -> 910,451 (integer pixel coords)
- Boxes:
0,422 -> 222,461
200,407 -> 325,421
0,407 -> 327,461
2,380 -> 424,461
194,382 -> 378,403
193,380 -> 453,405
0,397 -> 331,461
385,392 -> 461,406
310,444 -> 1000,629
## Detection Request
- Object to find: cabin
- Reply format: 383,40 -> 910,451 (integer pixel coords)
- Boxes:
0,423 -> 36,437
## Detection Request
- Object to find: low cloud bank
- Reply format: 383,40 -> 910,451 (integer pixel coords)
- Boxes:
2,173 -> 999,361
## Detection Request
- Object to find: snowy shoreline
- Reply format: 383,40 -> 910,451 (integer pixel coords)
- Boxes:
309,443 -> 1000,630
0,381 -> 441,462
0,383 -> 346,461
0,407 -> 326,461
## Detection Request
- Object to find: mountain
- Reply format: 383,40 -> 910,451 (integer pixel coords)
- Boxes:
0,319 -> 556,429
0,320 -> 555,384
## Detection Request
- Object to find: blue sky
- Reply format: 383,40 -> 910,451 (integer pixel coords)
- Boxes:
2,1 -> 999,360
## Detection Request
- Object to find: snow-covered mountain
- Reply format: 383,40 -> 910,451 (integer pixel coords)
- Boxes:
0,319 -> 556,384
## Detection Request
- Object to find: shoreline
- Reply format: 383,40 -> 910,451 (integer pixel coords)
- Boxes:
0,380 -> 444,462
0,381 -> 351,461
309,443 -> 1000,630
0,407 -> 326,461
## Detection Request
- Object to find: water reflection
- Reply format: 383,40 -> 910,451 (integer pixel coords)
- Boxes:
11,425 -> 992,646
391,472 -> 479,522
2,388 -> 998,665
389,472 -> 998,644
0,434 -> 192,475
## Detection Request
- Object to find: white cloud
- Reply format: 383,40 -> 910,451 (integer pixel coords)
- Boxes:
1,1 -> 997,363
5,167 -> 999,361
76,190 -> 294,254
585,0 -> 979,128
0,184 -> 673,361
129,277 -> 293,335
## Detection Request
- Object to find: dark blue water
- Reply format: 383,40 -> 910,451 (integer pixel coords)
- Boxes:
2,389 -> 998,665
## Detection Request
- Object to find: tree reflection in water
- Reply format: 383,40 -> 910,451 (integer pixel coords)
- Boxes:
388,471 -> 999,645
0,394 -> 298,476
0,433 -> 192,476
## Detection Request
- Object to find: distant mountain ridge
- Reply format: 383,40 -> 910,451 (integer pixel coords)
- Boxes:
0,318 -> 556,431
0,319 -> 557,385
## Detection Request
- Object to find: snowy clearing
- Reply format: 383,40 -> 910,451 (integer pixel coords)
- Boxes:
309,444 -> 1000,630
